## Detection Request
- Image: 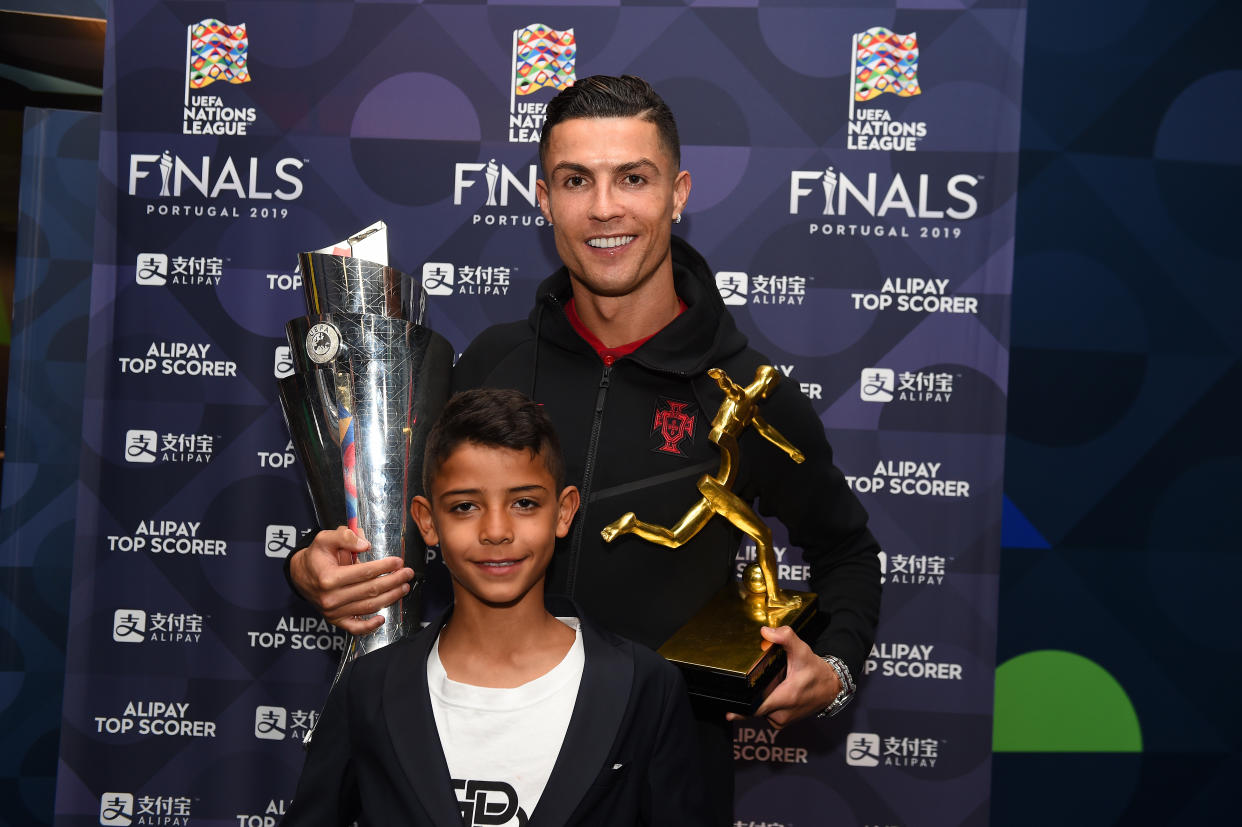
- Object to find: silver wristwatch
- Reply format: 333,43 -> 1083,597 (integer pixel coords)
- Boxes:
817,655 -> 856,718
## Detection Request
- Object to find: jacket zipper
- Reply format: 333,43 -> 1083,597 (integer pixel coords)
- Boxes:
565,362 -> 611,596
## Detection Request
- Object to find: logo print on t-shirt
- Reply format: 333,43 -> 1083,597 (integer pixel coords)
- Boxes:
453,779 -> 529,826
651,397 -> 697,457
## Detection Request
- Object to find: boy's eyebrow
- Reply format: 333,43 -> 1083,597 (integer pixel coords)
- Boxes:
438,483 -> 550,498
508,484 -> 550,495
439,487 -> 482,498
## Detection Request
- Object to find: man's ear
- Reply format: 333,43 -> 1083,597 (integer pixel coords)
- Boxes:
410,496 -> 439,546
672,169 -> 691,218
555,486 -> 581,538
536,178 -> 553,224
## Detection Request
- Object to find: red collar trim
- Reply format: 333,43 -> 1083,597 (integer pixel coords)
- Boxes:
564,298 -> 688,365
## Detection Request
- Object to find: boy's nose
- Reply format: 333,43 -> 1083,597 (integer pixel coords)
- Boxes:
479,511 -> 514,544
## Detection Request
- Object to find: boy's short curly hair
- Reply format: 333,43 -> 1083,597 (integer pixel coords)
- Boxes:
422,389 -> 565,496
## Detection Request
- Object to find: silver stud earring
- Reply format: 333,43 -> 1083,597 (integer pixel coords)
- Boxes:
673,214 -> 682,224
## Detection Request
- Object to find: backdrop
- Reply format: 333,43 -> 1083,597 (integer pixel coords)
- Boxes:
47,2 -> 1024,825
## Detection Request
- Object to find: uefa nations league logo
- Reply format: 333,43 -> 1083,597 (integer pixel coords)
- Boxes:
847,27 -> 927,152
508,23 -> 575,143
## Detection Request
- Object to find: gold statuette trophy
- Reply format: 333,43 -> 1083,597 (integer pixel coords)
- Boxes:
601,365 -> 823,713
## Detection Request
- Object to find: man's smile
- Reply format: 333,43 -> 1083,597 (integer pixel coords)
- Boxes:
587,235 -> 636,249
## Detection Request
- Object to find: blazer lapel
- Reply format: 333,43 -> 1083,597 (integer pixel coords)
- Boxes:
383,615 -> 465,826
529,615 -> 633,827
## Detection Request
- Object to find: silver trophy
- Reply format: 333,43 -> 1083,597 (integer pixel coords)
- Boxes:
278,243 -> 452,686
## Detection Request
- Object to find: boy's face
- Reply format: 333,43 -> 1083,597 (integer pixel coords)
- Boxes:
411,442 -> 578,610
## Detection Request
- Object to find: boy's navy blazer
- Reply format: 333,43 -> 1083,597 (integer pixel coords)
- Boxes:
283,597 -> 711,826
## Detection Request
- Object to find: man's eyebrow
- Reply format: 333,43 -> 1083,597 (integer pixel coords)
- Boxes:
550,158 -> 662,177
615,158 -> 660,175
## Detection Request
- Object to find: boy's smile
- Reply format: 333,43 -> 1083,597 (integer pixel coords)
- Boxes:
412,442 -> 577,610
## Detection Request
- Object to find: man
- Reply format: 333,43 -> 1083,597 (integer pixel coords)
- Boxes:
288,74 -> 881,818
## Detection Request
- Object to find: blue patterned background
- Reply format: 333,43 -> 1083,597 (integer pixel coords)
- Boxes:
2,0 -> 1239,824
992,0 -> 1240,823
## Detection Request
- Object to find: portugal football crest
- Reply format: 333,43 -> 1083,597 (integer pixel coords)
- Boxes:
651,397 -> 697,457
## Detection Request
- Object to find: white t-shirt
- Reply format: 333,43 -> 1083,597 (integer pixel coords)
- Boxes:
427,617 -> 585,827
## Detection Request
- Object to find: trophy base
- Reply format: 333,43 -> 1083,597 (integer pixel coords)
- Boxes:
658,582 -> 822,716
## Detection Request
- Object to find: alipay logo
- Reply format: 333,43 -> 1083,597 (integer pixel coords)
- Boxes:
100,792 -> 134,826
846,732 -> 881,767
265,525 -> 298,559
423,262 -> 455,296
274,346 -> 293,379
136,253 -> 169,286
113,609 -> 147,643
860,367 -> 895,402
255,705 -> 287,740
125,430 -> 159,463
715,272 -> 749,306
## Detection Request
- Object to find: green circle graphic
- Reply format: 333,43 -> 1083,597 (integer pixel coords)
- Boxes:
993,650 -> 1142,752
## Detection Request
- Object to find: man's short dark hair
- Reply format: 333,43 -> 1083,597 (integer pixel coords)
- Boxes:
538,74 -> 681,170
422,388 -> 566,496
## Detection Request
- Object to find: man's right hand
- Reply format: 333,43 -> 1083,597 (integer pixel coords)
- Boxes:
289,527 -> 415,635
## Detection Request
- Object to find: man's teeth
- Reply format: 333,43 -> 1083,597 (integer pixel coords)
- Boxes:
588,235 -> 635,249
481,561 -> 516,567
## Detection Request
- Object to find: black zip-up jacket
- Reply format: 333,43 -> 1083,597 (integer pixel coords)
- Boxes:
453,236 -> 881,680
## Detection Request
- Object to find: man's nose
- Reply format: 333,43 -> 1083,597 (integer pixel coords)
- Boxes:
589,183 -> 622,222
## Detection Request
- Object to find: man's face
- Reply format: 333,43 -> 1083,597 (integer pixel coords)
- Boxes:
411,443 -> 578,611
536,116 -> 691,299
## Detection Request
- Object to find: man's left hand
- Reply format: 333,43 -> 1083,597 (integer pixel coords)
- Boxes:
725,625 -> 840,730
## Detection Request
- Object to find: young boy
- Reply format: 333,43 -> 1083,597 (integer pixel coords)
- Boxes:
283,388 -> 710,826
